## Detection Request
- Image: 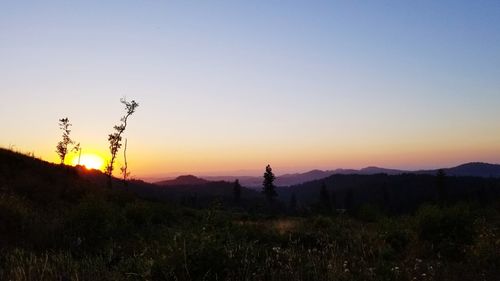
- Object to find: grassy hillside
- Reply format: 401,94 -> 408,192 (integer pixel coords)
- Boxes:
0,148 -> 499,280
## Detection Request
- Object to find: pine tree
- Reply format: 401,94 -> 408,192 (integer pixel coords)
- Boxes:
437,169 -> 447,206
233,179 -> 242,203
330,190 -> 336,211
289,193 -> 298,213
319,182 -> 331,212
262,164 -> 277,203
344,189 -> 354,210
381,185 -> 391,212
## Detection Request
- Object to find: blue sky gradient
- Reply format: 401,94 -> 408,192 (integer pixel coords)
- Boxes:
1,1 -> 499,177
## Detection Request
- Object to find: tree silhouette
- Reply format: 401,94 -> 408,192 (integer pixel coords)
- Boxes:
319,182 -> 331,212
106,98 -> 139,188
344,189 -> 354,210
233,179 -> 242,203
120,138 -> 130,186
262,164 -> 277,203
289,193 -> 297,213
437,169 -> 447,206
56,118 -> 74,164
72,142 -> 81,162
330,190 -> 336,211
379,185 -> 391,212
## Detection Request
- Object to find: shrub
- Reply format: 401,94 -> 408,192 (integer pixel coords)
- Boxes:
65,197 -> 125,251
125,201 -> 153,227
152,233 -> 232,281
0,195 -> 32,244
416,204 -> 475,259
356,204 -> 384,222
385,229 -> 410,253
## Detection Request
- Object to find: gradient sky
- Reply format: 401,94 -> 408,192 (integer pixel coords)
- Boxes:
1,1 -> 500,179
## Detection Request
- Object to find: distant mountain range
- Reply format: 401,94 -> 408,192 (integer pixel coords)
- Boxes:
156,162 -> 500,188
155,175 -> 209,186
416,162 -> 500,178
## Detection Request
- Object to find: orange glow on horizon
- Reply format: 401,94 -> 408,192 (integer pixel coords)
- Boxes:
32,137 -> 500,178
70,153 -> 105,171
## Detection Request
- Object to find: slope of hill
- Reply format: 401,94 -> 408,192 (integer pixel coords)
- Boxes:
155,175 -> 209,186
277,169 -> 335,186
417,162 -> 500,177
358,166 -> 405,175
203,175 -> 263,187
1,148 -> 500,280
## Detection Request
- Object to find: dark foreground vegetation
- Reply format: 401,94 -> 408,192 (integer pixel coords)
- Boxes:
1,148 -> 499,280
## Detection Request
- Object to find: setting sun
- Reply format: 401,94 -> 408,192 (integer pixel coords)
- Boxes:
71,153 -> 105,170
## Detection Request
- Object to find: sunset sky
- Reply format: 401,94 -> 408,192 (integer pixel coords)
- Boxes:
1,1 -> 500,179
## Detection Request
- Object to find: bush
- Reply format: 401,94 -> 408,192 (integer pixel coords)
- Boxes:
416,204 -> 475,259
125,201 -> 153,227
385,229 -> 410,253
65,197 -> 126,251
151,232 -> 232,281
0,195 -> 32,244
356,204 -> 384,222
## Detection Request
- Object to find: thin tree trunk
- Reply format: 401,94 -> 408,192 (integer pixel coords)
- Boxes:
123,138 -> 128,186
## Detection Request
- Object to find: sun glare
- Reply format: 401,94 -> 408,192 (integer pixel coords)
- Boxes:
71,153 -> 105,170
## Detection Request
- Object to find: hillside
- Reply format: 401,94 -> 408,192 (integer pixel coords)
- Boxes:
155,175 -> 210,186
417,162 -> 500,177
1,148 -> 500,280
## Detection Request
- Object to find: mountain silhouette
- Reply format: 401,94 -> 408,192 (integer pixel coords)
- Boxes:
178,163 -> 500,187
358,166 -> 405,175
417,162 -> 500,177
155,175 -> 209,186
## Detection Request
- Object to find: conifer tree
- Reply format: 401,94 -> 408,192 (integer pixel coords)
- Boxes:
262,164 -> 277,202
289,193 -> 298,213
319,182 -> 331,212
437,169 -> 447,206
344,189 -> 354,210
330,190 -> 336,211
233,179 -> 242,203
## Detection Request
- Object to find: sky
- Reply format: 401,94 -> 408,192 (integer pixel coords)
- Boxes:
1,1 -> 500,179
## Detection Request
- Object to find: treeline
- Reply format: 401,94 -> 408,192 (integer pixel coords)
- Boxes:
126,166 -> 500,216
282,172 -> 500,214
